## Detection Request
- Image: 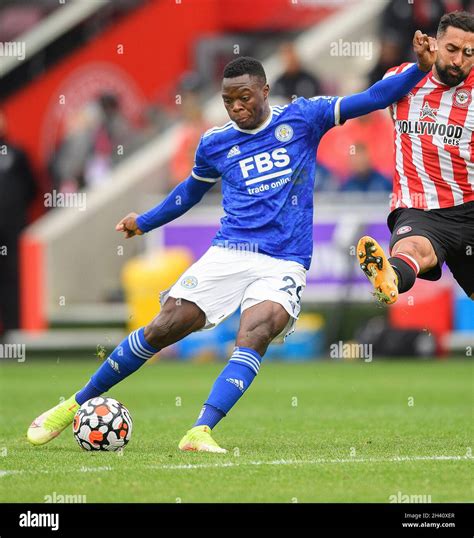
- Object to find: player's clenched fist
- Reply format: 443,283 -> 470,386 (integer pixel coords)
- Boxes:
413,30 -> 438,72
115,212 -> 144,238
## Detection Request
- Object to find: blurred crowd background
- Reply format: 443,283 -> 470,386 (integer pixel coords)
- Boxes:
2,0 -> 469,203
0,0 -> 472,359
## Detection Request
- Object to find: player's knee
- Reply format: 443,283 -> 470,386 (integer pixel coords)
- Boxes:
392,240 -> 420,259
144,300 -> 182,347
237,323 -> 269,348
393,239 -> 436,269
144,298 -> 205,349
254,323 -> 276,345
237,320 -> 283,353
144,314 -> 175,349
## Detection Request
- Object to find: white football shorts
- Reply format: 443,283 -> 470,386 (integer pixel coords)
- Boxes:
159,245 -> 307,342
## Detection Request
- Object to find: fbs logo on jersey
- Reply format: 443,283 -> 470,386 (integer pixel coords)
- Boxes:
239,148 -> 291,179
181,276 -> 198,289
226,378 -> 245,392
275,124 -> 294,142
227,145 -> 241,158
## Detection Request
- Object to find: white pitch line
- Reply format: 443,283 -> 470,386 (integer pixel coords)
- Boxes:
1,455 -> 472,477
78,466 -> 113,473
0,470 -> 23,477
147,455 -> 474,471
0,466 -> 114,477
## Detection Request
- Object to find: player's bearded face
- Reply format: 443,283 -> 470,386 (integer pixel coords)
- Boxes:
435,27 -> 473,87
222,75 -> 269,129
435,57 -> 470,86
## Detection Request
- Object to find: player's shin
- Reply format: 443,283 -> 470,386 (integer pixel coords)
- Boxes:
193,346 -> 262,429
388,254 -> 419,293
75,327 -> 159,404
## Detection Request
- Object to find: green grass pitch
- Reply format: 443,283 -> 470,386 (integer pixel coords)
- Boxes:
0,358 -> 472,503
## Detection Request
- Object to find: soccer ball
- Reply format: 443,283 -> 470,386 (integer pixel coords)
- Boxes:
73,397 -> 132,451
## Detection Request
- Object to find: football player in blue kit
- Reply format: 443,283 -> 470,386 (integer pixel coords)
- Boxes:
28,32 -> 437,453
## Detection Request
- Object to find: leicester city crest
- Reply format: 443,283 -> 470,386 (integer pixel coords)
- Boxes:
181,276 -> 198,289
275,124 -> 293,142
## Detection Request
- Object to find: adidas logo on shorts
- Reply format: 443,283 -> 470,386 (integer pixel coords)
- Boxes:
226,378 -> 245,392
227,145 -> 241,158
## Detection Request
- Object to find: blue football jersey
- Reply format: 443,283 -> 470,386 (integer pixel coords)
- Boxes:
192,96 -> 342,270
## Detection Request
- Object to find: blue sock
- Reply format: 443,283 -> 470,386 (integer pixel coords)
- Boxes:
194,404 -> 225,429
75,328 -> 158,405
193,346 -> 262,429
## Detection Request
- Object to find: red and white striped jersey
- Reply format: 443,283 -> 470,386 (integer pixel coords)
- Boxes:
384,62 -> 473,210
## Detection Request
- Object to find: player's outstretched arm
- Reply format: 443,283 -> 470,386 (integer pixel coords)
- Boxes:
339,30 -> 437,123
115,175 -> 214,238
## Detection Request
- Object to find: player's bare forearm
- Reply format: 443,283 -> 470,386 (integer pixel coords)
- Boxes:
120,175 -> 214,236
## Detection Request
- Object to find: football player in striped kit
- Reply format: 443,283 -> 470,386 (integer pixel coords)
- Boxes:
358,11 -> 473,304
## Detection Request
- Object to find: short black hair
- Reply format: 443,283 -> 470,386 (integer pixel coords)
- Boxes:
223,56 -> 267,83
437,11 -> 474,37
